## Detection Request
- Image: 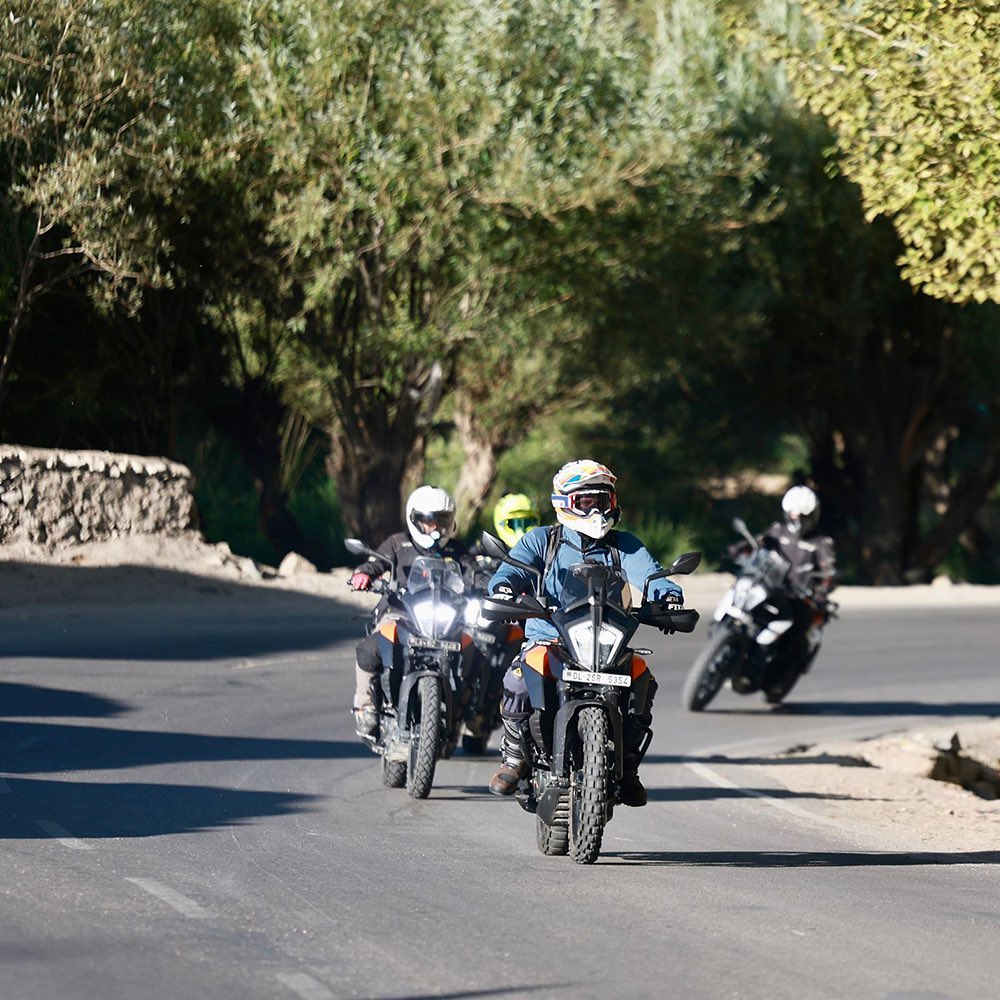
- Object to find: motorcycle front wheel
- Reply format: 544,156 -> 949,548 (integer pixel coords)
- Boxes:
569,707 -> 610,865
682,632 -> 737,712
407,675 -> 442,799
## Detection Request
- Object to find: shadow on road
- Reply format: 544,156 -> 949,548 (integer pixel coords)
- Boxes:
0,719 -> 369,774
645,752 -> 873,767
0,561 -> 364,662
699,701 -> 1000,718
602,850 -> 1000,867
373,988 -> 566,1000
646,786 -> 877,802
0,776 -> 316,838
0,681 -> 129,718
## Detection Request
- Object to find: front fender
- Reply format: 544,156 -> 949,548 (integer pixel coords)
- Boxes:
551,699 -> 623,781
398,669 -> 452,728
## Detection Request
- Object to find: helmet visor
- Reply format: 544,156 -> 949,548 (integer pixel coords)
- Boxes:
565,489 -> 615,517
411,510 -> 455,535
504,516 -> 539,534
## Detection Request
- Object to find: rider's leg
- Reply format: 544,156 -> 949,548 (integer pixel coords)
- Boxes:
488,660 -> 532,796
620,674 -> 658,807
353,633 -> 382,737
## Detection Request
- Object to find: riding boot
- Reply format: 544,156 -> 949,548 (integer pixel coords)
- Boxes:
352,663 -> 379,737
620,715 -> 652,807
488,714 -> 529,796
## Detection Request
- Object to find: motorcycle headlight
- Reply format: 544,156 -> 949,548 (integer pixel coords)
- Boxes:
463,598 -> 483,627
412,601 -> 457,636
565,622 -> 625,670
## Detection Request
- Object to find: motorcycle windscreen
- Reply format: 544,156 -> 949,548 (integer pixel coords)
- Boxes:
404,556 -> 465,639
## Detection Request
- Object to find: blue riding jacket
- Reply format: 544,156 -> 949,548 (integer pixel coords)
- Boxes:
488,525 -> 684,645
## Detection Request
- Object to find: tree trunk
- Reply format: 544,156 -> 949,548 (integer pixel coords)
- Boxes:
327,362 -> 443,546
452,400 -> 500,536
213,376 -> 308,561
328,422 -> 425,545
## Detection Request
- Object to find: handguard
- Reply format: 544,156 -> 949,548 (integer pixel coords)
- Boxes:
636,600 -> 700,634
480,593 -> 549,623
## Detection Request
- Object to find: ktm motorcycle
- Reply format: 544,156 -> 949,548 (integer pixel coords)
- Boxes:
345,539 -> 477,798
682,517 -> 836,711
480,532 -> 700,864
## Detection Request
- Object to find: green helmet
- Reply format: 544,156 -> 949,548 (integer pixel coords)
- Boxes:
493,493 -> 541,548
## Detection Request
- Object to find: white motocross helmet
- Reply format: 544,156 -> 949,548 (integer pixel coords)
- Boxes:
781,485 -> 819,535
550,459 -> 620,540
405,485 -> 456,549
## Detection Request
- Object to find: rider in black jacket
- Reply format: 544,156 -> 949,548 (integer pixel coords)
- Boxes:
731,485 -> 836,688
349,486 -> 477,737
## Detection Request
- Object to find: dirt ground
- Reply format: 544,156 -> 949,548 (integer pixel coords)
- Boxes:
2,531 -> 998,852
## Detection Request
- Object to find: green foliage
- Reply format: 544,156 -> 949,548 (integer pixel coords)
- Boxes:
618,514 -> 701,569
185,427 -> 278,566
774,1 -> 1000,304
288,470 -> 346,570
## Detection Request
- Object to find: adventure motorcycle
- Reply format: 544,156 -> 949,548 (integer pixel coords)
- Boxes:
682,517 -> 837,711
479,532 -> 700,865
459,599 -> 522,755
345,539 -> 477,798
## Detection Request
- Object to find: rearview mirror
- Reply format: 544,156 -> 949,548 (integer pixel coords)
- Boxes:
481,531 -> 543,583
732,518 -> 757,550
642,551 -> 702,602
667,551 -> 701,576
344,538 -> 369,557
480,531 -> 509,561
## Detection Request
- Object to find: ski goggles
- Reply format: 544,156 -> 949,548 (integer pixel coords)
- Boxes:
552,489 -> 617,517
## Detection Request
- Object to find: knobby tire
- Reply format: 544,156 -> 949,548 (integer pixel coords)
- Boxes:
407,675 -> 441,799
536,789 -> 569,856
682,632 -> 735,712
569,707 -> 609,865
381,756 -> 407,788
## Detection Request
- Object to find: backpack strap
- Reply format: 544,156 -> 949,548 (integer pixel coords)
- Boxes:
603,529 -> 622,571
540,523 -> 563,595
541,524 -> 623,592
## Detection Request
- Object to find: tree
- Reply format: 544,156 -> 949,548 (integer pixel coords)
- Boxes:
235,0 -> 752,542
777,1 -> 1000,305
578,5 -> 1000,583
0,0 -> 249,412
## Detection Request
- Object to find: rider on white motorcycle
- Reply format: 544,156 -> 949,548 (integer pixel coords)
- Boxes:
732,485 -> 837,675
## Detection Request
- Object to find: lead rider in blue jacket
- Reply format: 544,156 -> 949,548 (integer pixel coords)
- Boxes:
487,459 -> 684,806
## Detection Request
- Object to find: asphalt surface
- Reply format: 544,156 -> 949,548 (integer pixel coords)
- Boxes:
1,578 -> 998,1000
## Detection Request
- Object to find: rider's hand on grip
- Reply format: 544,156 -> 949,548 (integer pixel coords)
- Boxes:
350,572 -> 372,591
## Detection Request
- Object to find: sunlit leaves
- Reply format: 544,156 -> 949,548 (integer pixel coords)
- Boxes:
777,0 -> 1000,304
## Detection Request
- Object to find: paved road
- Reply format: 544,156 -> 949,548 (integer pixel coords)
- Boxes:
1,581 -> 997,1000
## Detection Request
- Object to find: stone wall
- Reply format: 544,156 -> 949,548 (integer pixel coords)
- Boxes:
0,445 -> 197,546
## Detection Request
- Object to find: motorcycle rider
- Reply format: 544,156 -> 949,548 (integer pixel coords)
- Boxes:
463,494 -> 542,751
731,485 -> 837,691
469,493 -> 542,574
349,485 -> 476,738
486,459 -> 685,807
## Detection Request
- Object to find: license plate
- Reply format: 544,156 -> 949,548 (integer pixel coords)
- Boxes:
409,636 -> 461,652
562,668 -> 631,688
473,629 -> 498,645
